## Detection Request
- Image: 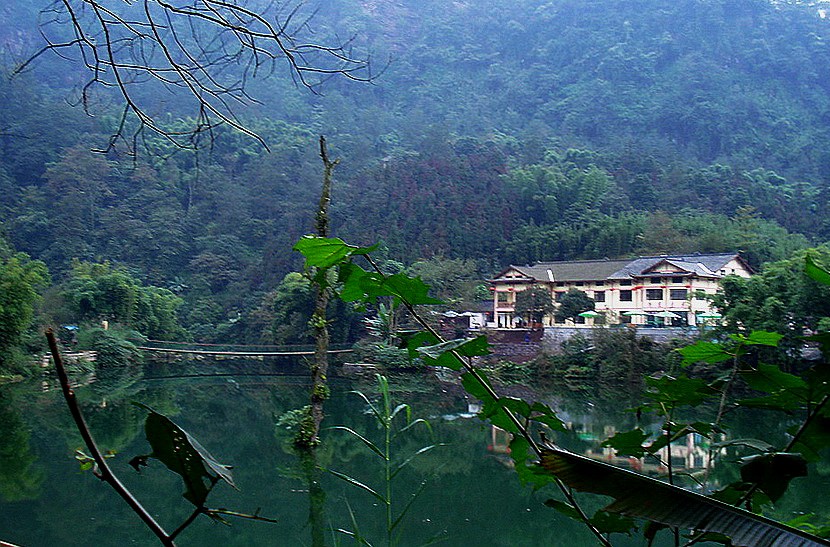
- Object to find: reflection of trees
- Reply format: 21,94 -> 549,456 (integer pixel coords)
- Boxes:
0,390 -> 44,501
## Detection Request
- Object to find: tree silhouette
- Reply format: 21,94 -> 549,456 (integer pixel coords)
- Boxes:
17,1 -> 377,152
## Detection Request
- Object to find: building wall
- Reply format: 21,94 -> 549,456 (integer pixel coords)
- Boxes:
490,258 -> 751,328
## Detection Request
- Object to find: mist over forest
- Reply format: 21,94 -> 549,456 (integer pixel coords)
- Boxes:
2,0 -> 830,344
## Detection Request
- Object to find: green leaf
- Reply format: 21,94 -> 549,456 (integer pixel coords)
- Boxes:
403,331 -> 440,359
293,236 -> 376,269
742,362 -> 807,391
329,426 -> 385,460
544,499 -> 581,521
529,402 -> 567,432
327,468 -> 386,505
789,411 -> 830,462
481,399 -> 518,432
739,363 -> 808,411
740,453 -> 808,502
711,438 -> 775,453
460,370 -> 494,403
678,341 -> 733,366
132,403 -> 235,506
539,446 -> 826,547
601,428 -> 650,458
743,331 -> 785,347
391,445 -> 439,480
382,273 -> 444,306
645,375 -> 717,407
497,397 -> 531,419
337,262 -> 381,302
806,256 -> 830,287
417,336 -> 490,370
589,510 -> 638,536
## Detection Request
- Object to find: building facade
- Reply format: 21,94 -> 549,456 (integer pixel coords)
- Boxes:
490,253 -> 751,328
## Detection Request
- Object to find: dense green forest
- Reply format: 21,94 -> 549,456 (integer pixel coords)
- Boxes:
1,0 -> 830,356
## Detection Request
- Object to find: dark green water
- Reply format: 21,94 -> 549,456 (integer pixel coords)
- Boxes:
0,360 -> 827,546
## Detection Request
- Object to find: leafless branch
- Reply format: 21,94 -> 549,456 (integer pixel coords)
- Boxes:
16,1 -> 378,154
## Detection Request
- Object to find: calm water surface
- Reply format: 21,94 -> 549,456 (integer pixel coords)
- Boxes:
0,359 -> 826,546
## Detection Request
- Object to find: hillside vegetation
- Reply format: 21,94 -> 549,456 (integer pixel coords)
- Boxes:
0,0 -> 828,344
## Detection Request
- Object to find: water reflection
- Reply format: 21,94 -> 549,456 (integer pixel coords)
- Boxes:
0,363 -> 827,546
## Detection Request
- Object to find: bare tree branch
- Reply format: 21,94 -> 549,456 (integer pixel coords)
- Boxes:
15,1 -> 379,154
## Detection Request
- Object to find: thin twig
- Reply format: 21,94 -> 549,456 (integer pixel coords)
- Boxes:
46,328 -> 175,546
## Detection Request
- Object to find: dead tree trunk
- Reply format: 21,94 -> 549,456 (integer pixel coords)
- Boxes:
306,136 -> 339,446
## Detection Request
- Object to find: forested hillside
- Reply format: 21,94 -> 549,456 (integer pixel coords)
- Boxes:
1,0 -> 829,345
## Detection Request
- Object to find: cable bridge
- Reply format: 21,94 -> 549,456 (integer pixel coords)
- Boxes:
137,339 -> 353,358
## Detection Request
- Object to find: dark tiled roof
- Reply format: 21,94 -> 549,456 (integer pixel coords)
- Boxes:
497,253 -> 743,283
609,253 -> 740,279
509,259 -> 633,282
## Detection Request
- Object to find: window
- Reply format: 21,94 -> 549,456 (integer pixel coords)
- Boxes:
619,290 -> 633,302
646,288 -> 663,300
575,281 -> 584,287
594,291 -> 605,302
620,279 -> 632,286
650,277 -> 661,284
497,292 -> 509,303
672,276 -> 684,284
595,281 -> 605,286
556,282 -> 565,287
670,289 -> 688,300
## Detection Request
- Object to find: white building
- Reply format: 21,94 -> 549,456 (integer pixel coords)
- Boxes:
490,253 -> 751,328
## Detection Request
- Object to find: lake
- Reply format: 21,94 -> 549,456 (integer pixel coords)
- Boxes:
0,358 -> 826,546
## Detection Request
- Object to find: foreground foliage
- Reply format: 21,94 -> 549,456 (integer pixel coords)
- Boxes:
295,234 -> 830,546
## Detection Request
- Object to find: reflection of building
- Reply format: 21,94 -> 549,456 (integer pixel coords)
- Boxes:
490,253 -> 751,328
583,426 -> 720,476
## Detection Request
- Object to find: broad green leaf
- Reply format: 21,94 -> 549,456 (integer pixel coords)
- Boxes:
589,510 -> 638,536
383,273 -> 443,306
738,392 -> 805,412
601,428 -> 650,458
645,375 -> 717,407
806,256 -> 830,287
678,341 -> 733,366
789,412 -> 830,462
293,236 -> 351,269
740,453 -> 807,502
337,262 -> 379,302
539,446 -> 827,547
529,402 -> 567,432
497,397 -> 532,419
739,363 -> 808,411
417,336 -> 491,370
743,331 -> 785,347
460,370 -> 495,403
403,331 -> 440,359
481,399 -> 518,432
544,499 -> 581,521
807,333 -> 830,359
293,236 -> 376,269
131,403 -> 235,506
508,435 -> 534,484
784,514 -> 830,539
711,438 -> 775,453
